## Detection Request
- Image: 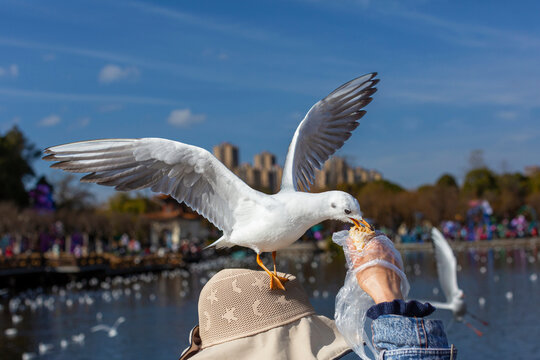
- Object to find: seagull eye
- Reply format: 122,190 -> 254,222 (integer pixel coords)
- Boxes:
344,209 -> 351,214
331,203 -> 337,208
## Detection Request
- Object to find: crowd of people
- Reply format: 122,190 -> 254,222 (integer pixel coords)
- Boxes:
393,214 -> 538,243
1,211 -> 538,258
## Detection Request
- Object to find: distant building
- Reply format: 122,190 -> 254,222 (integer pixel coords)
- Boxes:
254,151 -> 280,191
314,156 -> 382,189
236,163 -> 261,189
212,143 -> 380,192
213,142 -> 239,170
254,152 -> 276,170
145,195 -> 209,248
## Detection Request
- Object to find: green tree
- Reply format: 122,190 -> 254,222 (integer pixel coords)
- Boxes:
108,192 -> 156,214
463,167 -> 497,198
436,173 -> 458,188
0,126 -> 41,206
528,170 -> 540,194
495,172 -> 528,216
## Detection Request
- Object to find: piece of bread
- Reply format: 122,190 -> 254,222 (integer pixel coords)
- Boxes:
349,224 -> 375,251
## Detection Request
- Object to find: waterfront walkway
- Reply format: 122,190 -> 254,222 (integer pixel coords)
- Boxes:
395,237 -> 540,252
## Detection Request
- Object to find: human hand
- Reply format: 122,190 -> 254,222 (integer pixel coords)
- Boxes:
347,234 -> 403,304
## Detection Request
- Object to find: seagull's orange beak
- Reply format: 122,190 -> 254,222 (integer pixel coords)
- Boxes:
349,217 -> 374,231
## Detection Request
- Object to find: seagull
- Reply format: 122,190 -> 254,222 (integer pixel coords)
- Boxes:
12,314 -> 22,324
4,328 -> 17,337
91,316 -> 125,337
71,333 -> 85,344
429,228 -> 488,336
38,342 -> 53,355
43,73 -> 378,290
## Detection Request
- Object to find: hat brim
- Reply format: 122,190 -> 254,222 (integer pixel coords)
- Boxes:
190,314 -> 351,360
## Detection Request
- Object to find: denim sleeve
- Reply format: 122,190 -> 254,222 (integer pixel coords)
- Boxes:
371,315 -> 457,360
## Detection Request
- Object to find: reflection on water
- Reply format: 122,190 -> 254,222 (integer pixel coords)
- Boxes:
0,247 -> 538,360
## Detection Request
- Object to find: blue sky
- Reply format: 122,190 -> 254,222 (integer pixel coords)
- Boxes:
1,0 -> 539,197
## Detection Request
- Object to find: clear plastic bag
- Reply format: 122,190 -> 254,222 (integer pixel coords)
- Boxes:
333,230 -> 410,359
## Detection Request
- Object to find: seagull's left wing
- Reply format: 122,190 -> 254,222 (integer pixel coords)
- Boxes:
281,73 -> 378,191
431,228 -> 460,302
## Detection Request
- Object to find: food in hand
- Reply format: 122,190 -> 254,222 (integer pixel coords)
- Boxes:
349,218 -> 375,251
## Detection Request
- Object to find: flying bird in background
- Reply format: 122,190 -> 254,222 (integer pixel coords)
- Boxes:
428,228 -> 488,336
44,73 -> 378,290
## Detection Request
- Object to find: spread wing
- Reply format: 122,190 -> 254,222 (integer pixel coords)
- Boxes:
43,138 -> 258,234
281,73 -> 379,191
91,325 -> 110,332
431,228 -> 460,302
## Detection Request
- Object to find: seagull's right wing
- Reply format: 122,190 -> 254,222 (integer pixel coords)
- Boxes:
431,228 -> 460,302
43,138 -> 258,234
281,73 -> 378,191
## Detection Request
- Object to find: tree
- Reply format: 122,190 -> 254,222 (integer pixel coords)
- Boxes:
436,173 -> 458,188
108,192 -> 157,214
468,149 -> 486,170
528,169 -> 540,194
0,126 -> 41,206
463,168 -> 497,198
495,172 -> 528,216
53,174 -> 95,210
356,180 -> 407,228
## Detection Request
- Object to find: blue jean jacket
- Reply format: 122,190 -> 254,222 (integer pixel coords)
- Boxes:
367,300 -> 457,360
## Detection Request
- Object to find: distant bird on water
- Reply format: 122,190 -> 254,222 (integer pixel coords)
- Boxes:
91,316 -> 126,337
428,228 -> 488,336
43,73 -> 378,290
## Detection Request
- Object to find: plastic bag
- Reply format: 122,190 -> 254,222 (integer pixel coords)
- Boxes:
333,230 -> 410,360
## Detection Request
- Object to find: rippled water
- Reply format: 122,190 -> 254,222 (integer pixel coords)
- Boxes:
1,247 -> 538,360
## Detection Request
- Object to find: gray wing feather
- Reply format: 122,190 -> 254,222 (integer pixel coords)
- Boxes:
44,138 -> 257,234
281,73 -> 378,191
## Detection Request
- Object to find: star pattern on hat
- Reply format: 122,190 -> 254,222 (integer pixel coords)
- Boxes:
252,299 -> 263,316
232,279 -> 242,293
206,289 -> 218,304
276,295 -> 291,305
251,277 -> 264,291
222,307 -> 238,323
203,311 -> 211,331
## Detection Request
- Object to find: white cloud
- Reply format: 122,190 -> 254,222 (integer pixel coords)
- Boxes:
0,64 -> 19,78
167,109 -> 206,127
98,64 -> 140,84
39,114 -> 61,127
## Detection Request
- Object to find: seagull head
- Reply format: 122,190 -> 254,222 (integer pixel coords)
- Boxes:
326,191 -> 368,226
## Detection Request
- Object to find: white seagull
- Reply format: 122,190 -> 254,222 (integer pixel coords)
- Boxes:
91,316 -> 126,337
429,228 -> 487,335
43,73 -> 378,290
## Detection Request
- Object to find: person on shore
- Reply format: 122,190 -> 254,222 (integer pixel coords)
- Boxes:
179,234 -> 456,359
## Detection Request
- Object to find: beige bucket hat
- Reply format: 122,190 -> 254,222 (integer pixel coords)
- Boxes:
179,268 -> 351,360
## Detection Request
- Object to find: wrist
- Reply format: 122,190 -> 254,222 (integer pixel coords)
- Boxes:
356,268 -> 402,304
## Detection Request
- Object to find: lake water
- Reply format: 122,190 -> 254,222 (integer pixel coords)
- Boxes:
1,247 -> 539,360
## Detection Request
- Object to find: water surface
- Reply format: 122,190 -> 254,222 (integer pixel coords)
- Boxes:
1,247 -> 538,360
